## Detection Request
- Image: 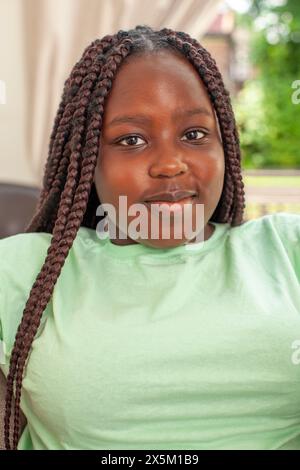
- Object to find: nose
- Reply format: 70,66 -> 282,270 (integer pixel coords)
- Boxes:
149,150 -> 188,178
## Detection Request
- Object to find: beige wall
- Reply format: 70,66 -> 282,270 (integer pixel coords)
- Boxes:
201,35 -> 234,95
0,0 -> 36,186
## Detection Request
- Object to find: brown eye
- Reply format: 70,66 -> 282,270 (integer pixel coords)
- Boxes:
182,129 -> 206,141
118,135 -> 145,146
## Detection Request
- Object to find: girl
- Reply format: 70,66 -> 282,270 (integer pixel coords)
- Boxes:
0,25 -> 299,451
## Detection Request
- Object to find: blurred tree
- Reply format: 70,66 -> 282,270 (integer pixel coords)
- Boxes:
234,0 -> 300,168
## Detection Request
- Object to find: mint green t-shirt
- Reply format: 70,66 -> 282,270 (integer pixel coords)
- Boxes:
0,212 -> 300,450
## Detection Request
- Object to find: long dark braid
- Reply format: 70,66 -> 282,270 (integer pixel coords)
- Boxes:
4,25 -> 245,449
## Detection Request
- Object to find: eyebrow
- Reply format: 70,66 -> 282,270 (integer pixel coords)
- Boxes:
107,107 -> 213,127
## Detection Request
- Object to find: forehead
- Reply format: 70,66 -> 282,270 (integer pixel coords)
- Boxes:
102,50 -> 214,118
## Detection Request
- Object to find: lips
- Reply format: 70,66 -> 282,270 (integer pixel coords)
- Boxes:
143,196 -> 196,217
144,190 -> 197,203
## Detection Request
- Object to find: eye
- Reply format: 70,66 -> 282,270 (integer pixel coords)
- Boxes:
116,135 -> 145,147
182,129 -> 207,142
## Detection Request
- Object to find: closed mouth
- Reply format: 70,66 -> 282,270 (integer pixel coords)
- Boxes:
144,196 -> 197,213
145,195 -> 196,204
144,189 -> 197,203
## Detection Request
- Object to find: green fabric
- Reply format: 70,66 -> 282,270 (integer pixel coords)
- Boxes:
0,212 -> 300,450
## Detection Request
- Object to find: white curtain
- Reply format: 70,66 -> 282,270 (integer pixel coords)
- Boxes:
0,0 -> 222,187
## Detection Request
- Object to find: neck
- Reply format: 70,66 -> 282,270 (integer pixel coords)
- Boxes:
110,222 -> 215,247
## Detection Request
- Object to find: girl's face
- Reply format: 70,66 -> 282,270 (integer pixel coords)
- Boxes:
94,50 -> 225,248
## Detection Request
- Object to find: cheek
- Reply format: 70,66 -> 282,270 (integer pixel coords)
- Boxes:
94,158 -> 116,204
209,155 -> 225,191
194,148 -> 225,190
95,155 -> 142,204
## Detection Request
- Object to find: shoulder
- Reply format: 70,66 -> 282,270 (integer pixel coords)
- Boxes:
0,230 -> 53,282
230,212 -> 300,243
263,211 -> 300,241
0,226 -> 101,314
0,225 -> 100,282
0,230 -> 52,263
0,226 -> 98,267
0,227 -> 96,369
229,212 -> 300,276
265,212 -> 300,272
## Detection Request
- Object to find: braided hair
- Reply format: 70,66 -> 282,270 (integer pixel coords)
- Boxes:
4,24 -> 246,449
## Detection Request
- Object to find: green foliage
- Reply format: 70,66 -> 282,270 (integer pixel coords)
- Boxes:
234,0 -> 300,168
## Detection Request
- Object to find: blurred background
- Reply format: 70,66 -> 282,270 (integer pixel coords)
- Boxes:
0,0 -> 299,237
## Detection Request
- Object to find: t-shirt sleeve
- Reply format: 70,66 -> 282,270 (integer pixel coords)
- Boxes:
269,212 -> 300,282
0,231 -> 52,372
